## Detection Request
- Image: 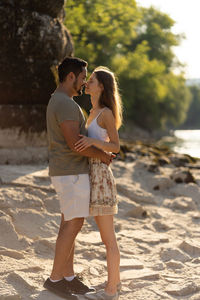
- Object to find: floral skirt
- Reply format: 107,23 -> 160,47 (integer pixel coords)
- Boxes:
89,158 -> 118,216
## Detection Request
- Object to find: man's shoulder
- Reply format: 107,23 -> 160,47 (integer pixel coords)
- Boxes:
49,92 -> 80,110
51,91 -> 71,103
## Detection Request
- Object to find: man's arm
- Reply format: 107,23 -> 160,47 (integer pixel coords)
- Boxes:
60,120 -> 111,164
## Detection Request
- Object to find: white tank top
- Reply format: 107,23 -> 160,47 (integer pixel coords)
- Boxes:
87,109 -> 109,142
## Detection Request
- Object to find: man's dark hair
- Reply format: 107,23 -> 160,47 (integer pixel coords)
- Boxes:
58,57 -> 88,83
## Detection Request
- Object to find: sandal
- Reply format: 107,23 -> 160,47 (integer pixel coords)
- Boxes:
85,289 -> 119,300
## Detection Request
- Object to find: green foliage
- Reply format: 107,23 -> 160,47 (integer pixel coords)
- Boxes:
66,0 -> 139,70
182,85 -> 200,128
65,0 -> 191,130
134,7 -> 180,69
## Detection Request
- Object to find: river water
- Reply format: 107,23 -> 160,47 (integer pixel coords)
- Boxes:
169,130 -> 200,158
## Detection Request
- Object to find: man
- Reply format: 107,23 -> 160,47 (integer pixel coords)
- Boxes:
44,57 -> 112,299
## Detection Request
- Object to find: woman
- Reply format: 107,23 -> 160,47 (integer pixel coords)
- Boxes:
75,67 -> 123,300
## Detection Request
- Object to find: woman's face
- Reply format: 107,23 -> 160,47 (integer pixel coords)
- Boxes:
85,73 -> 102,97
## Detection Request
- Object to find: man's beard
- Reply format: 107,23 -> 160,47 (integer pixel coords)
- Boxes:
73,79 -> 83,96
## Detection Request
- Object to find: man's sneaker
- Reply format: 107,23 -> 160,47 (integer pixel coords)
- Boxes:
65,276 -> 95,294
43,278 -> 78,299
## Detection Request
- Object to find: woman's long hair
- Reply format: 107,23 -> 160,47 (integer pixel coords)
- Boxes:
94,66 -> 123,129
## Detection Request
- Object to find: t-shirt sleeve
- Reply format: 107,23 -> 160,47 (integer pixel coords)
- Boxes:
55,97 -> 80,124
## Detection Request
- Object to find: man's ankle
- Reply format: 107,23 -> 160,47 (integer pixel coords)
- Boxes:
50,274 -> 64,281
49,277 -> 63,283
64,275 -> 75,281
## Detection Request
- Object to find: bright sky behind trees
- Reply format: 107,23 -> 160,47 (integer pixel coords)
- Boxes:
137,0 -> 200,79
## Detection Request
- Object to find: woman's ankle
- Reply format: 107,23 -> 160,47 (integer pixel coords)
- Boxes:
105,285 -> 118,295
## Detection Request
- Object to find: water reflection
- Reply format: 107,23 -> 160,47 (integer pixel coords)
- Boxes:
160,130 -> 200,158
173,130 -> 200,158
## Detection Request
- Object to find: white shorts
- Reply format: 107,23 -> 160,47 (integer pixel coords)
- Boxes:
51,174 -> 90,221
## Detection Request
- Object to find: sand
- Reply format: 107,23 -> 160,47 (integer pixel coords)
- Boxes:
1,148 -> 200,300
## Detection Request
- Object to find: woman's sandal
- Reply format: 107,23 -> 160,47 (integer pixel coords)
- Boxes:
85,289 -> 119,300
117,282 -> 122,293
102,282 -> 122,292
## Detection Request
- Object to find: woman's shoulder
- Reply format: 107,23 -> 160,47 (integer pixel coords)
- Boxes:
102,107 -> 113,117
100,107 -> 115,127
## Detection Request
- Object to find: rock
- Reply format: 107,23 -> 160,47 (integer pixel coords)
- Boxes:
89,267 -> 99,276
155,156 -> 171,166
169,154 -> 194,167
132,231 -> 169,245
191,213 -> 200,221
120,258 -> 144,270
170,169 -> 196,184
0,0 -> 73,107
151,175 -> 174,191
0,280 -> 20,300
179,240 -> 200,257
125,205 -> 147,218
121,268 -> 159,281
166,281 -> 199,296
191,294 -> 200,300
18,0 -> 66,18
0,211 -> 28,250
147,164 -> 159,173
165,260 -> 184,269
77,232 -> 102,245
11,209 -> 60,239
124,153 -> 136,162
128,281 -> 152,289
160,247 -> 190,262
0,187 -> 45,210
0,249 -> 25,259
153,185 -> 159,190
7,271 -> 36,291
152,220 -> 172,232
150,210 -> 163,219
170,183 -> 200,207
117,182 -> 155,204
163,197 -> 197,211
152,262 -> 165,271
20,266 -> 44,273
44,196 -> 60,214
0,146 -> 49,164
34,238 -> 55,255
192,258 -> 200,264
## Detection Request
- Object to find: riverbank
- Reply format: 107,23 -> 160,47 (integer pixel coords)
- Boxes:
1,144 -> 200,299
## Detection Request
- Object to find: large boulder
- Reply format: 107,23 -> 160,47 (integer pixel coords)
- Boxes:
0,0 -> 73,105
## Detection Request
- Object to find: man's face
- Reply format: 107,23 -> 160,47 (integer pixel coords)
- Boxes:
73,67 -> 87,96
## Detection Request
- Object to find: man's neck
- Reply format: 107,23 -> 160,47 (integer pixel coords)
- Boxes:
56,84 -> 73,98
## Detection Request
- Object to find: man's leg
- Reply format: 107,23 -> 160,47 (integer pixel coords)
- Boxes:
63,243 -> 75,277
50,216 -> 84,280
56,214 -> 75,278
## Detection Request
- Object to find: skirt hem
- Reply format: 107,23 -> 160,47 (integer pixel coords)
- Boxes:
89,205 -> 118,216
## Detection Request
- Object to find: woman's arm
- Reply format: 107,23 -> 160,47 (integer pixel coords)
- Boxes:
74,109 -> 120,153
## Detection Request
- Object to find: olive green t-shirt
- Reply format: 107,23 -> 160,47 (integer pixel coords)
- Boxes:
46,91 -> 89,176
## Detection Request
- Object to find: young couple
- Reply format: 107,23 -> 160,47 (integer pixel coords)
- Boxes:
44,57 -> 123,300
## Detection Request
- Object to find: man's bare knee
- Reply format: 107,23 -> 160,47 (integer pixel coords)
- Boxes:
70,217 -> 84,232
59,217 -> 84,237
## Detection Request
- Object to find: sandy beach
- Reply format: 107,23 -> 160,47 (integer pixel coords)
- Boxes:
1,143 -> 200,300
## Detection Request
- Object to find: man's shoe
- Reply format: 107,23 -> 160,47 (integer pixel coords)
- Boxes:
43,278 -> 78,299
65,276 -> 95,295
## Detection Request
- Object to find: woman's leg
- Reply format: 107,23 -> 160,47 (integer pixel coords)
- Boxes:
94,215 -> 120,295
